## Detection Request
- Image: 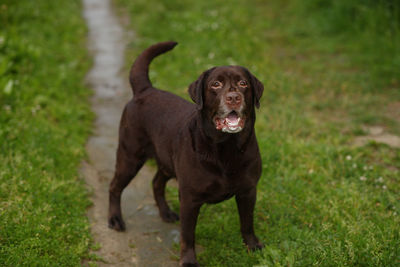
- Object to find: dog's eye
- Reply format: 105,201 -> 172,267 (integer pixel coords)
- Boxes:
211,81 -> 222,89
238,80 -> 248,87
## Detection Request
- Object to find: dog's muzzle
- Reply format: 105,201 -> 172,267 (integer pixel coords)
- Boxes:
214,111 -> 245,133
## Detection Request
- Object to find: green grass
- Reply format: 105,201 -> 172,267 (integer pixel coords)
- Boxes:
0,0 -> 93,265
115,0 -> 400,266
2,0 -> 398,265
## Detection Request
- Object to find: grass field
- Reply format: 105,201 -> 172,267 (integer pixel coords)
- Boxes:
0,0 -> 93,265
1,0 -> 399,266
115,0 -> 400,266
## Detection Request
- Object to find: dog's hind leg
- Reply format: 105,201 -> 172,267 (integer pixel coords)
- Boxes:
152,170 -> 179,223
108,143 -> 146,231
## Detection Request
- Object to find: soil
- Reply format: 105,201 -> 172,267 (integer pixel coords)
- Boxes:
353,126 -> 400,148
82,0 -> 179,266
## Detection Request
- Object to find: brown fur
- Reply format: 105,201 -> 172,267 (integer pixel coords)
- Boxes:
108,41 -> 264,266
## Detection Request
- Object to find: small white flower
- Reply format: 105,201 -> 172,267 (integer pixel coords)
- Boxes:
382,185 -> 387,190
346,155 -> 352,161
376,177 -> 384,183
359,176 -> 367,181
308,169 -> 314,174
363,166 -> 368,171
352,163 -> 357,169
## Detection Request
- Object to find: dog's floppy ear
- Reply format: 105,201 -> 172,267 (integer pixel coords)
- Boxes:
188,68 -> 215,110
243,68 -> 264,109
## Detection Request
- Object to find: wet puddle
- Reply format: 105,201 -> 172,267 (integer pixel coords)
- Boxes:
82,0 -> 179,265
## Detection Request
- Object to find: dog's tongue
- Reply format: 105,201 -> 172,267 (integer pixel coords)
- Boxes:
226,112 -> 239,125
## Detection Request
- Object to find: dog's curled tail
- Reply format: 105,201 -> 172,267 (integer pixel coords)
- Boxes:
129,41 -> 178,95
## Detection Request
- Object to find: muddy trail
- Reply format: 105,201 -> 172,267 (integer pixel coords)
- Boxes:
82,0 -> 179,266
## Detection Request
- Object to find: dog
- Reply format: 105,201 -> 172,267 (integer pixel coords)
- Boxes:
108,41 -> 264,266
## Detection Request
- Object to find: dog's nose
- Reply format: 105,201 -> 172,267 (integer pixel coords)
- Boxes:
225,92 -> 242,106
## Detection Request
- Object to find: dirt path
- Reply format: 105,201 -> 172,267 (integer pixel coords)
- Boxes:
82,0 -> 179,266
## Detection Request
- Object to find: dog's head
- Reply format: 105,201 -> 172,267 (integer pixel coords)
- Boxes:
189,66 -> 264,134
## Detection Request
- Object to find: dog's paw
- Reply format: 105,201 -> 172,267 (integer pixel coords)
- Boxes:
160,210 -> 179,223
108,215 -> 126,231
243,235 -> 264,251
180,258 -> 199,267
248,241 -> 264,251
179,250 -> 199,267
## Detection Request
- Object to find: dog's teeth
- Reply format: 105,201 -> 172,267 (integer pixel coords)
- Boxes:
226,117 -> 240,126
222,126 -> 243,133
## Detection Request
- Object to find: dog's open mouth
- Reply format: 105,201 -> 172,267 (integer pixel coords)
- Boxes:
214,111 -> 245,133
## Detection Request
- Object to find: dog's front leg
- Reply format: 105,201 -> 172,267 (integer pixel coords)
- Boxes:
179,200 -> 202,267
235,188 -> 264,251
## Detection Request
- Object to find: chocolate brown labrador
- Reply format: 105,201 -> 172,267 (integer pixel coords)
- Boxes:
108,41 -> 264,266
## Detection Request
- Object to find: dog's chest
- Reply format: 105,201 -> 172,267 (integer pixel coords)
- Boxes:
176,131 -> 261,204
198,146 -> 251,176
195,158 -> 255,204
200,177 -> 238,204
